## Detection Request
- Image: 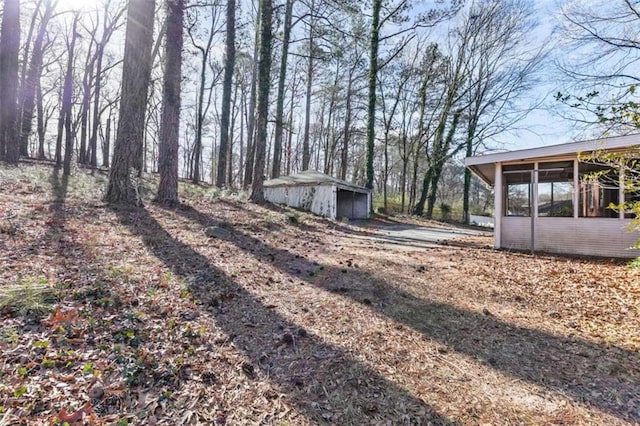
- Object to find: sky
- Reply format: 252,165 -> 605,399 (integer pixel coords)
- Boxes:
510,0 -> 577,150
481,0 -> 579,152
49,0 -> 600,154
408,0 -> 586,153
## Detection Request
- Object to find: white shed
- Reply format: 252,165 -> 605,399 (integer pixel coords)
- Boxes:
465,135 -> 640,258
263,170 -> 372,220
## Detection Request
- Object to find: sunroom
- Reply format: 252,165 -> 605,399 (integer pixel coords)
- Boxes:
465,135 -> 640,258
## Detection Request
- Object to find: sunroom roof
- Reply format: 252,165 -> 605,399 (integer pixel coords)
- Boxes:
465,134 -> 640,185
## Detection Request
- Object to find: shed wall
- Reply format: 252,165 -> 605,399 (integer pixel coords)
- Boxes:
501,217 -> 640,258
264,185 -> 336,219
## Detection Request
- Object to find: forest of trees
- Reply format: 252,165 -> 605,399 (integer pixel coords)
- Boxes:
1,0 -> 628,219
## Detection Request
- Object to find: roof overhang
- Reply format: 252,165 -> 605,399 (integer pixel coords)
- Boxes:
464,134 -> 640,186
263,170 -> 371,194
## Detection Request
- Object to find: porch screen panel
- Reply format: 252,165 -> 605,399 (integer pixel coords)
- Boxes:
538,161 -> 574,217
579,162 -> 620,218
504,164 -> 533,217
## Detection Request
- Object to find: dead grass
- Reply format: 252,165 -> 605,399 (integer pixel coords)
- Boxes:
0,162 -> 639,425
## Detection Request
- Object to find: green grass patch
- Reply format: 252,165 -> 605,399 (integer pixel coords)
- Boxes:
0,277 -> 56,319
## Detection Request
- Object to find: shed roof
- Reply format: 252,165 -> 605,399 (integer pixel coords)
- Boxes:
465,134 -> 640,185
263,170 -> 370,193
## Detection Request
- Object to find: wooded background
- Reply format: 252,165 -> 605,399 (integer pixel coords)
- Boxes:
0,0 -> 635,218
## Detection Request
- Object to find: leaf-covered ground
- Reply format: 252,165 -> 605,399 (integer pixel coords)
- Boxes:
1,163 -> 639,425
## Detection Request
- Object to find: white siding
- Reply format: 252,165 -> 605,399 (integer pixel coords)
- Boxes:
264,185 -> 337,219
502,217 -> 531,250
501,216 -> 640,258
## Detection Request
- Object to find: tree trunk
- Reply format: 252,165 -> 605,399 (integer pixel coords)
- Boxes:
90,2 -> 125,168
79,60 -> 94,165
193,56 -> 207,183
0,0 -> 21,163
302,2 -> 314,171
216,0 -> 236,187
401,146 -> 408,212
102,116 -> 111,168
106,0 -> 156,205
90,43 -> 105,167
55,96 -> 64,166
63,15 -> 80,176
243,5 -> 260,188
340,75 -> 353,181
17,0 -> 43,156
18,0 -> 42,152
190,7 -> 217,184
250,0 -> 273,202
156,0 -> 183,204
228,82 -> 238,186
413,168 -> 431,216
425,110 -> 461,218
365,0 -> 381,189
286,80 -> 297,175
410,75 -> 429,213
462,120 -> 477,224
36,79 -> 46,158
20,0 -> 53,160
239,89 -> 245,186
272,0 -> 293,178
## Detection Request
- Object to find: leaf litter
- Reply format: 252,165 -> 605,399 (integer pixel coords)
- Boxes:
0,163 -> 639,425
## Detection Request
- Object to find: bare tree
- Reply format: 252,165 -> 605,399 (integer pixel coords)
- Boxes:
78,17 -> 99,165
216,0 -> 236,187
20,0 -> 56,159
186,0 -> 223,183
556,1 -> 640,132
365,0 -> 458,190
106,0 -> 156,205
271,0 -> 293,178
89,1 -> 126,167
249,0 -> 273,202
301,0 -> 316,171
62,13 -> 80,176
156,0 -> 184,204
243,1 -> 260,187
0,0 -> 21,163
460,0 -> 542,223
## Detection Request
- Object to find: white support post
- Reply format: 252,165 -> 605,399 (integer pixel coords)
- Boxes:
573,158 -> 579,218
620,167 -> 625,219
533,162 -> 539,219
532,164 -> 538,253
494,162 -> 502,249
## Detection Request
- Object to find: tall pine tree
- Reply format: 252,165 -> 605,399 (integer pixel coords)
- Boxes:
106,0 -> 156,205
0,0 -> 21,163
156,0 -> 184,204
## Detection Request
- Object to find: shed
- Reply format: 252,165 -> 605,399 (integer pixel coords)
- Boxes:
465,134 -> 640,258
263,170 -> 372,220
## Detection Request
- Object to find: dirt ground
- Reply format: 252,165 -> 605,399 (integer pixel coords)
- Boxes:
1,164 -> 639,425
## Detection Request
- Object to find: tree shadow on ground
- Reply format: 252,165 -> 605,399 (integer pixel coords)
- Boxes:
216,198 -> 322,233
49,168 -> 69,203
1,170 -> 150,421
170,202 -> 640,423
113,205 -> 454,424
48,168 -> 69,225
29,168 -> 72,263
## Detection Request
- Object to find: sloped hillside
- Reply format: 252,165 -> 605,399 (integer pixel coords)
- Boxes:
1,163 -> 639,425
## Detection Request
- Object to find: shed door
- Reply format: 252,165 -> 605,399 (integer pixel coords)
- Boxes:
336,189 -> 369,219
